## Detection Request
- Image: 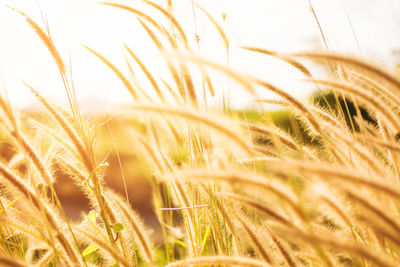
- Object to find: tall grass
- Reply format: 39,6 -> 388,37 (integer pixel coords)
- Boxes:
1,1 -> 400,266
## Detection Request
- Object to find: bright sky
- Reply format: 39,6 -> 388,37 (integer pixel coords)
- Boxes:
0,0 -> 399,112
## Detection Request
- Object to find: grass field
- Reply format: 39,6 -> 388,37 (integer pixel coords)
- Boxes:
1,1 -> 400,266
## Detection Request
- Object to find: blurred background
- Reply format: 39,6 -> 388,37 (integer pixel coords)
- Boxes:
0,0 -> 400,110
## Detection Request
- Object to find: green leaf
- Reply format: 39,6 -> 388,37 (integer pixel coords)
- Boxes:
174,239 -> 186,248
200,225 -> 211,252
112,223 -> 125,234
82,244 -> 98,257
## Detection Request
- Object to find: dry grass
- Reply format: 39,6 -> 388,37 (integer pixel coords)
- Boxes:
1,1 -> 400,267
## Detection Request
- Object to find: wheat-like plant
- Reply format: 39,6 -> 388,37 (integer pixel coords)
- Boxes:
1,1 -> 400,267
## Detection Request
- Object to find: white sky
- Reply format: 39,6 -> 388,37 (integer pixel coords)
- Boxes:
0,0 -> 399,112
